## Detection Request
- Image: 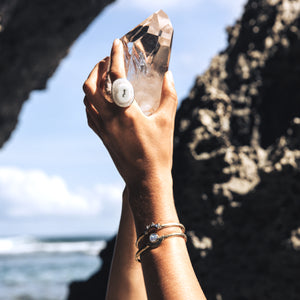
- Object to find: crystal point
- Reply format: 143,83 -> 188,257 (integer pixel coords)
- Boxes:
120,10 -> 173,115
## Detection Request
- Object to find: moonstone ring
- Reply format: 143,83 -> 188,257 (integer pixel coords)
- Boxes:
112,78 -> 134,108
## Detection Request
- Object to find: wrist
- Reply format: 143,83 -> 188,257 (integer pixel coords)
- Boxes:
126,173 -> 179,236
127,170 -> 173,203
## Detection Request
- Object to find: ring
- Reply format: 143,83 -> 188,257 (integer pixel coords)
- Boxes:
112,78 -> 134,108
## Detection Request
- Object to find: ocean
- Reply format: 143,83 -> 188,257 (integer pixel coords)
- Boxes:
0,235 -> 109,300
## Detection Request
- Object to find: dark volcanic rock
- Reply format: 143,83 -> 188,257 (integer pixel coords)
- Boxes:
173,0 -> 300,299
0,0 -> 114,148
67,0 -> 300,299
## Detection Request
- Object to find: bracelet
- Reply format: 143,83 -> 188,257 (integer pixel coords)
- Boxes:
135,232 -> 187,262
135,222 -> 185,248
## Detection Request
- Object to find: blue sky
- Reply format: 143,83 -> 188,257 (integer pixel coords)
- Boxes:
0,0 -> 246,237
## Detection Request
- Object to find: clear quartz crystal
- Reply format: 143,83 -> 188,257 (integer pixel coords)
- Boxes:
120,10 -> 173,116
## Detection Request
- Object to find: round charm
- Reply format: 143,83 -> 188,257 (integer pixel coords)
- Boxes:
149,233 -> 159,244
112,78 -> 134,107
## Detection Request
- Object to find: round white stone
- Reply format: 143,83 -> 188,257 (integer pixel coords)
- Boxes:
149,233 -> 159,243
112,78 -> 134,107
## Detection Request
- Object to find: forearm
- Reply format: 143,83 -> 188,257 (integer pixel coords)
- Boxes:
105,187 -> 147,300
128,171 -> 179,233
128,174 -> 207,300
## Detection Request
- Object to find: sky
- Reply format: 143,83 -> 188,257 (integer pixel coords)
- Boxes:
0,0 -> 247,237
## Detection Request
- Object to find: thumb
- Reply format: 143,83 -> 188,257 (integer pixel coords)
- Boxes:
156,71 -> 178,118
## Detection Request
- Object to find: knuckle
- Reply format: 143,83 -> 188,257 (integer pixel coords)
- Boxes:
83,80 -> 92,95
158,114 -> 171,128
87,115 -> 94,128
99,57 -> 108,66
116,111 -> 136,130
83,96 -> 89,107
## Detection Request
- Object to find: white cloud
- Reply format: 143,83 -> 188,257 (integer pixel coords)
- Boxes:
78,183 -> 123,217
0,167 -> 123,217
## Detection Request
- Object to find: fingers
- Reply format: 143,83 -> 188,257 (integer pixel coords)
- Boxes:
109,39 -> 126,81
156,71 -> 178,119
83,58 -> 110,112
83,57 -> 119,121
83,58 -> 108,96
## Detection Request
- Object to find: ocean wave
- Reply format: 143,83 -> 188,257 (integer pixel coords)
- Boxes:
0,235 -> 107,256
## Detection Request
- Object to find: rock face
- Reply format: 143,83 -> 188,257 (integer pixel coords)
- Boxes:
0,0 -> 114,148
173,0 -> 300,299
69,0 -> 300,299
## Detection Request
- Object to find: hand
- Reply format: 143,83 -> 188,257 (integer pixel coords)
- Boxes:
83,39 -> 178,189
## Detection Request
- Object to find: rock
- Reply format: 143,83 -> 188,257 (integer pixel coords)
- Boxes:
0,0 -> 115,148
173,0 -> 300,299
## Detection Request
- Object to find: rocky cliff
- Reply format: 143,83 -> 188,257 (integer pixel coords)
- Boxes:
67,0 -> 300,299
0,0 -> 114,147
173,0 -> 300,299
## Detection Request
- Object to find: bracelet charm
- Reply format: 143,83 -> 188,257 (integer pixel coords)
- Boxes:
149,233 -> 160,244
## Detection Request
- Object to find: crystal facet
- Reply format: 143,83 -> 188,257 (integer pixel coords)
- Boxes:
120,10 -> 173,115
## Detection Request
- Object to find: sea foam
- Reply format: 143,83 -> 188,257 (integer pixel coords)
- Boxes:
0,235 -> 107,256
